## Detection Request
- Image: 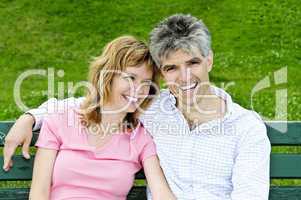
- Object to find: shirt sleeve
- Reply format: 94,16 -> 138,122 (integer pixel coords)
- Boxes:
231,116 -> 271,200
26,97 -> 85,131
35,115 -> 62,150
138,128 -> 157,166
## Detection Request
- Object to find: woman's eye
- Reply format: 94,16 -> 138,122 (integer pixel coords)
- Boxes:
143,82 -> 152,87
124,76 -> 135,80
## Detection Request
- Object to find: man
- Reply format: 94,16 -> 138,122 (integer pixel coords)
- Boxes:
3,14 -> 271,199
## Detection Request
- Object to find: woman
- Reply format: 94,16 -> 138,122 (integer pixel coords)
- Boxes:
29,36 -> 175,200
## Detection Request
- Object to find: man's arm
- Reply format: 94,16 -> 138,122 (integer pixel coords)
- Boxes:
2,97 -> 84,171
3,113 -> 35,171
28,97 -> 84,131
231,120 -> 271,200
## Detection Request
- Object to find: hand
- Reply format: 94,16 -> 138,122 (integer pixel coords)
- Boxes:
3,113 -> 35,171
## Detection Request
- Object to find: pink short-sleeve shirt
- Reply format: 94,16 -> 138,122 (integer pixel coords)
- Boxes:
35,107 -> 157,200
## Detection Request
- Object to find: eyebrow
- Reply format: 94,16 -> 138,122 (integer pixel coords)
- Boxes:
186,57 -> 202,64
161,57 -> 202,70
123,72 -> 136,77
124,72 -> 152,82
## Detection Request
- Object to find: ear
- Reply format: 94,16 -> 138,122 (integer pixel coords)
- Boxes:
206,50 -> 214,72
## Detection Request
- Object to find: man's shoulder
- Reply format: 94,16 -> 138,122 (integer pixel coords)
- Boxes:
139,89 -> 172,124
229,102 -> 266,136
143,89 -> 171,111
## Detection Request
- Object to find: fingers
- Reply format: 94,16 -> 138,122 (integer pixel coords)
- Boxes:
3,139 -> 18,171
22,134 -> 32,159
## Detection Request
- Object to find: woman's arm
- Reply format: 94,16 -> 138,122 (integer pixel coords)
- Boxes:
143,155 -> 176,200
29,148 -> 58,200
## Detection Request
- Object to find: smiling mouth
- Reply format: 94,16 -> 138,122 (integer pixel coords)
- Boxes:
123,95 -> 138,103
180,82 -> 198,91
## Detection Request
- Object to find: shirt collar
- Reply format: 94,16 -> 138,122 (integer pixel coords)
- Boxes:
129,120 -> 141,140
166,85 -> 234,119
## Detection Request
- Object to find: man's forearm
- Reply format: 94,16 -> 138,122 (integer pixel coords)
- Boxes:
26,97 -> 85,131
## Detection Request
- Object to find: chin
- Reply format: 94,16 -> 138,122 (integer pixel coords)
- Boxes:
183,99 -> 195,106
125,104 -> 138,113
178,93 -> 195,106
126,108 -> 136,113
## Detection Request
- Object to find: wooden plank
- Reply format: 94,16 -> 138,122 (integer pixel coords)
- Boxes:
2,154 -> 301,180
266,121 -> 301,145
0,122 -> 14,146
0,187 -> 146,200
269,186 -> 301,200
0,188 -> 29,200
1,121 -> 301,147
127,186 -> 147,200
271,154 -> 301,178
0,186 -> 300,200
0,121 -> 39,146
0,156 -> 145,180
0,156 -> 33,180
135,170 -> 145,179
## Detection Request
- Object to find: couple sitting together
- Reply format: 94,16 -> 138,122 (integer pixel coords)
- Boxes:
3,14 -> 271,200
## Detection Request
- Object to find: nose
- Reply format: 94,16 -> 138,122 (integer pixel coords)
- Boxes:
179,66 -> 192,84
128,81 -> 141,97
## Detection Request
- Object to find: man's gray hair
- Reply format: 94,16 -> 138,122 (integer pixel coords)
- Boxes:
149,14 -> 211,67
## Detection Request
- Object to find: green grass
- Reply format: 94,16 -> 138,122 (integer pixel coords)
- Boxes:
0,0 -> 300,188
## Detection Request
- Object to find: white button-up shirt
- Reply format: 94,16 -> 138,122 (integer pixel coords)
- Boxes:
28,86 -> 271,200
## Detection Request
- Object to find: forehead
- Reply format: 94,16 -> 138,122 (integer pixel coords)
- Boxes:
125,63 -> 153,79
161,48 -> 203,66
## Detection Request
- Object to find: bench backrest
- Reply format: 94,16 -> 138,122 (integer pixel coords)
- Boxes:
0,121 -> 300,200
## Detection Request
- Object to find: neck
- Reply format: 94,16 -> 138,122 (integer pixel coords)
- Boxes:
176,85 -> 226,127
176,84 -> 212,113
100,104 -> 127,132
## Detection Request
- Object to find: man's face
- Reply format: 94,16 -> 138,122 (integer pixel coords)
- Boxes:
160,49 -> 213,106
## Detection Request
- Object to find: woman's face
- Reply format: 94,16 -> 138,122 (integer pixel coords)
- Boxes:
104,63 -> 154,114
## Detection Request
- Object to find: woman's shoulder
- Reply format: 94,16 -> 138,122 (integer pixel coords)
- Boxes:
130,121 -> 153,144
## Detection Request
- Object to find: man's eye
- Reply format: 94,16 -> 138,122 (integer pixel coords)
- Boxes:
189,61 -> 200,65
165,67 -> 175,72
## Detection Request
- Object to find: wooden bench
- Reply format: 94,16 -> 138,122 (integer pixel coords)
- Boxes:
0,121 -> 300,200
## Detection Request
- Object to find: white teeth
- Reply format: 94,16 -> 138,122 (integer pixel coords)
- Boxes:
180,83 -> 197,91
125,95 -> 138,102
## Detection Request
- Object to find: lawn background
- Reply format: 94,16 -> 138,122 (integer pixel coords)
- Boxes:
0,0 -> 300,188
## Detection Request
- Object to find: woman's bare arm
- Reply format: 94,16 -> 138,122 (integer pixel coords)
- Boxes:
143,156 -> 176,200
29,148 -> 58,200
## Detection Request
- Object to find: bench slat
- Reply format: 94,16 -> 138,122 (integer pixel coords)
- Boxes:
0,121 -> 39,146
0,156 -> 146,180
266,121 -> 301,145
1,121 -> 301,146
2,154 -> 301,180
0,186 -> 146,200
269,186 -> 301,200
0,186 -> 300,200
270,154 -> 301,178
0,156 -> 33,180
0,188 -> 29,200
1,121 -> 301,200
